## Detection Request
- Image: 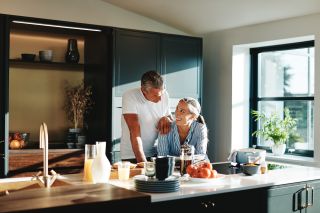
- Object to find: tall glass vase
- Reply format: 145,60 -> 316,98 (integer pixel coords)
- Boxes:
65,38 -> 80,63
91,141 -> 111,183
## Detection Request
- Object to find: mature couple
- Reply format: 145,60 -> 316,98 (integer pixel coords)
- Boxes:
121,71 -> 208,163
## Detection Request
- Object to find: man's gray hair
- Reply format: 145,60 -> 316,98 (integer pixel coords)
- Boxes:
141,70 -> 163,90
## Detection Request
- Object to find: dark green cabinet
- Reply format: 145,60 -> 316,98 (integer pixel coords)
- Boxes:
267,180 -> 320,213
113,29 -> 161,97
161,35 -> 202,99
152,187 -> 267,212
0,14 -> 9,178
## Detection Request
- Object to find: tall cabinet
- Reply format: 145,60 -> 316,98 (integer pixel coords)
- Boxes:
111,29 -> 202,162
0,14 -> 9,177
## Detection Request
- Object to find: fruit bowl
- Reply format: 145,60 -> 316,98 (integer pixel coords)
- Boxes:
9,132 -> 30,149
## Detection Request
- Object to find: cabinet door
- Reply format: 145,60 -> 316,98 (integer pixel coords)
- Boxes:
305,180 -> 320,213
267,183 -> 307,213
114,29 -> 161,97
0,14 -> 9,178
161,35 -> 202,99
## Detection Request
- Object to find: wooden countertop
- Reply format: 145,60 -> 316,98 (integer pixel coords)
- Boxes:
0,176 -> 150,212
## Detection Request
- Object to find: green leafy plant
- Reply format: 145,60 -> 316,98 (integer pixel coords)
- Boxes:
251,108 -> 298,145
64,80 -> 94,129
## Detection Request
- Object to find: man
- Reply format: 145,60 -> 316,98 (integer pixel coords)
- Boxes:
121,70 -> 172,162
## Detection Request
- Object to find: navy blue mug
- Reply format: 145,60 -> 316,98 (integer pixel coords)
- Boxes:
155,156 -> 175,180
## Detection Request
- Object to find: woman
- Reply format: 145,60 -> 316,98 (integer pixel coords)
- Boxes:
157,97 -> 208,157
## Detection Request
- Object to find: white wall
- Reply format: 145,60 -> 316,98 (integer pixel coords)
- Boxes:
0,0 -> 187,35
203,13 -> 320,164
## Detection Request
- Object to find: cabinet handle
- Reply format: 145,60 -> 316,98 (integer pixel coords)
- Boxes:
200,201 -> 215,208
201,202 -> 208,208
293,187 -> 306,211
306,185 -> 314,207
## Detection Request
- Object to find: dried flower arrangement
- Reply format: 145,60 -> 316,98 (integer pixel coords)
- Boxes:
64,80 -> 94,129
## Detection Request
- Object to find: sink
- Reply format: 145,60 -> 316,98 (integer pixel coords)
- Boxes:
0,179 -> 72,196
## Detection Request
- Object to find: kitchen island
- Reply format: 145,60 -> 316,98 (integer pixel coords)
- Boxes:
1,162 -> 320,212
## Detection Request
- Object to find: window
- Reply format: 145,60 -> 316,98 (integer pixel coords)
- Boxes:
250,41 -> 314,157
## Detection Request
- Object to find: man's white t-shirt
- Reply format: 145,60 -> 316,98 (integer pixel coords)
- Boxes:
121,88 -> 171,159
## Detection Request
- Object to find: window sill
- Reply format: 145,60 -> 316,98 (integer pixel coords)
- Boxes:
266,153 -> 320,167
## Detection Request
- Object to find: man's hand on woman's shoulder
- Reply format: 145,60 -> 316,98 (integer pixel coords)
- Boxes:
157,116 -> 173,135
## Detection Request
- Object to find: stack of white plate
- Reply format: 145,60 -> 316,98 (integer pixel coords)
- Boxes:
134,175 -> 180,193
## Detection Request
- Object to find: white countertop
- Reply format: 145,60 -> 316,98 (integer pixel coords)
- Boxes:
109,163 -> 320,203
2,163 -> 320,204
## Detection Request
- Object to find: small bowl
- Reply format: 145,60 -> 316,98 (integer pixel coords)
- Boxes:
67,142 -> 75,149
39,50 -> 53,62
241,163 -> 260,175
21,53 -> 36,62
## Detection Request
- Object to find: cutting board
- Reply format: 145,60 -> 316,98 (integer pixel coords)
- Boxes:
110,168 -> 144,179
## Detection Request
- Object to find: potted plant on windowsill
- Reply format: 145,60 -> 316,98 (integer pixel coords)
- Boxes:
251,108 -> 298,156
64,80 -> 93,148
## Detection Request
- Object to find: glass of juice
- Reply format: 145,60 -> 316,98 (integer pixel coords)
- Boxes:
83,144 -> 96,182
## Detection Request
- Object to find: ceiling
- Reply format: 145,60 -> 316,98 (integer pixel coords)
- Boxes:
102,0 -> 320,35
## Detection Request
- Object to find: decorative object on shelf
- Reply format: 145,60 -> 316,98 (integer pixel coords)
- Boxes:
65,38 -> 80,63
91,141 -> 111,183
9,132 -> 30,149
251,108 -> 298,156
39,50 -> 53,62
21,53 -> 36,62
63,80 -> 93,148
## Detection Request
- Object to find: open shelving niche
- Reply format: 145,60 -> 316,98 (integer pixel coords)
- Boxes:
8,22 -> 86,149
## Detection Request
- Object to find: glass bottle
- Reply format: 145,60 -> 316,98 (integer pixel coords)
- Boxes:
91,141 -> 111,183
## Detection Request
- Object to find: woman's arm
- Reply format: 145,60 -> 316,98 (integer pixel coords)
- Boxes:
194,123 -> 209,155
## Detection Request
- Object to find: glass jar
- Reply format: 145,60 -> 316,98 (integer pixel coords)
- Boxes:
180,144 -> 194,176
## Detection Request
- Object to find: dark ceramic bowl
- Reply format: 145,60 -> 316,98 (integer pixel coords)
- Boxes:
241,163 -> 260,175
21,53 -> 36,61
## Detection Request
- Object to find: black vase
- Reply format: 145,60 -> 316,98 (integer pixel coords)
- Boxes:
65,39 -> 80,63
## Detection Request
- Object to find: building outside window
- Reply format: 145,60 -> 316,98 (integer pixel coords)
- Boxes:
250,41 -> 314,157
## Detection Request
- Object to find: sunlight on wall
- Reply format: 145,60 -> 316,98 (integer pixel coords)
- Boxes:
232,48 -> 250,151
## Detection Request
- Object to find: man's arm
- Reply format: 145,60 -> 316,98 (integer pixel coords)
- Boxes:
123,114 -> 147,162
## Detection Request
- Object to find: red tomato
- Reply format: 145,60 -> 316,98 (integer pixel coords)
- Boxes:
201,162 -> 213,170
210,169 -> 218,178
199,168 -> 211,178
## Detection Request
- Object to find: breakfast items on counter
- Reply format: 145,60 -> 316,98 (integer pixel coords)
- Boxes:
186,161 -> 218,178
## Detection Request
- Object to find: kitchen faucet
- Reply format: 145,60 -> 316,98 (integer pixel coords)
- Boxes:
32,122 -> 59,187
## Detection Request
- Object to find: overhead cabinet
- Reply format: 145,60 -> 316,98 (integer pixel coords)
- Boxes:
114,30 -> 161,97
161,35 -> 202,99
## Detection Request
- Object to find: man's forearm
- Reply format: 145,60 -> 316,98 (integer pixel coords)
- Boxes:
130,135 -> 147,162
